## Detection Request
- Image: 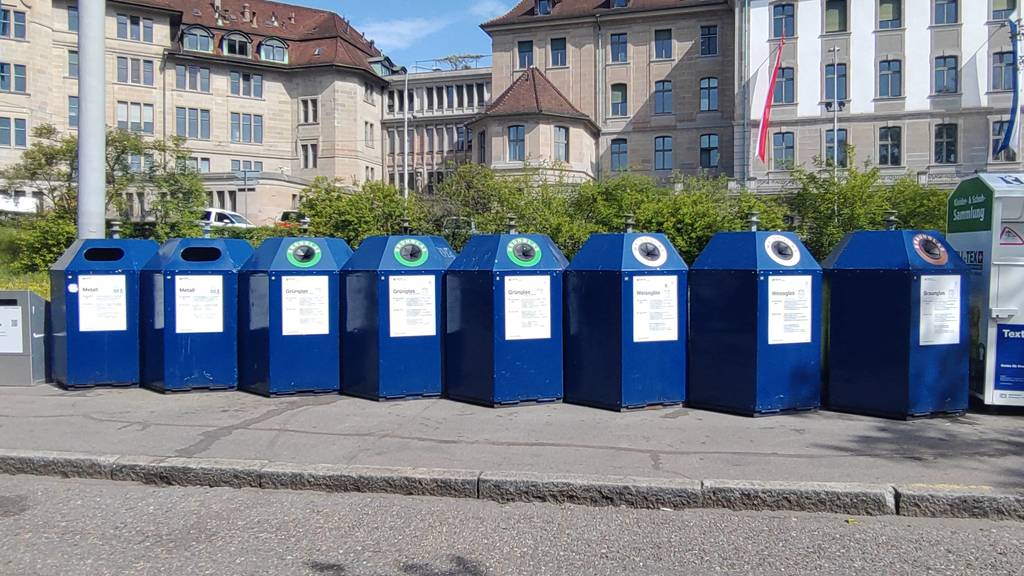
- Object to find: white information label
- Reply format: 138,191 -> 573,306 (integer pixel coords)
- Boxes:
920,275 -> 961,346
174,275 -> 224,334
281,276 -> 330,336
504,275 -> 551,341
632,275 -> 679,343
767,275 -> 813,345
388,275 -> 437,338
77,274 -> 128,333
0,306 -> 23,354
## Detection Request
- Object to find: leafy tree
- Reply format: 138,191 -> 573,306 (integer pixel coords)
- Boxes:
300,177 -> 429,247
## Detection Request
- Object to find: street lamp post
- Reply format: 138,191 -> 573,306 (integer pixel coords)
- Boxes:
77,0 -> 107,239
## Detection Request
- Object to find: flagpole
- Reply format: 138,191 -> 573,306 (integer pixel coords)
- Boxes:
996,12 -> 1022,161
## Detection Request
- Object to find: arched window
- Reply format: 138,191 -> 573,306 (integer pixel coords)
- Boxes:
182,27 -> 212,52
222,33 -> 251,57
259,38 -> 287,63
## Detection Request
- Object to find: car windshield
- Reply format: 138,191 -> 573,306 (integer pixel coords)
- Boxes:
229,213 -> 253,225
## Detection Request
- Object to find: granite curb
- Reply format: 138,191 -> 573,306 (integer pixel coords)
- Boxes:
0,448 -> 1018,520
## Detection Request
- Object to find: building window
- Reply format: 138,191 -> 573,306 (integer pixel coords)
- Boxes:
175,107 -> 211,140
0,117 -> 27,147
826,128 -> 849,167
654,29 -> 672,59
654,80 -> 672,114
993,120 -> 1017,162
365,122 -> 375,147
611,138 -> 628,171
879,126 -> 902,166
231,160 -> 263,173
935,0 -> 957,24
774,68 -> 795,103
994,52 -> 1015,91
222,33 -> 251,57
183,27 -> 212,52
879,0 -> 901,28
773,132 -> 795,170
260,38 -> 287,63
68,5 -> 78,32
68,96 -> 79,129
230,113 -> 264,144
879,60 -> 902,97
364,82 -> 375,104
700,25 -> 718,56
611,83 -> 628,117
116,57 -> 155,86
301,143 -> 319,169
182,157 -> 211,173
773,4 -> 795,38
456,126 -> 466,151
478,130 -> 487,163
300,98 -> 319,124
825,63 -> 848,101
445,86 -> 455,109
517,41 -> 533,69
700,134 -> 720,169
127,154 -> 154,174
0,63 -> 26,93
654,136 -> 672,171
117,101 -> 154,134
994,0 -> 1016,20
175,65 -> 210,92
508,125 -> 525,161
116,14 -> 153,42
611,33 -> 628,62
0,9 -> 26,39
825,0 -> 848,32
934,56 -> 958,93
68,51 -> 79,78
230,71 -> 263,98
554,126 -> 569,162
612,0 -> 628,7
935,123 -> 958,164
477,83 -> 486,104
551,37 -> 567,66
700,77 -> 719,112
537,0 -> 552,15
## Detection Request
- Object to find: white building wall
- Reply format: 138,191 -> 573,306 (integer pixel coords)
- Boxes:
796,0 -> 822,118
962,2 -> 988,109
904,0 -> 931,111
848,2 -> 874,115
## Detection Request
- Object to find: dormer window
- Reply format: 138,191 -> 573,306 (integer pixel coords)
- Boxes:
222,33 -> 251,57
537,0 -> 551,15
182,27 -> 212,52
259,38 -> 287,63
611,0 -> 628,7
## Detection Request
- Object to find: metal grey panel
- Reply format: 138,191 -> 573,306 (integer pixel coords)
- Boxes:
0,290 -> 48,386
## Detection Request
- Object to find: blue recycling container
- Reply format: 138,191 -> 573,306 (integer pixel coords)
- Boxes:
239,237 -> 353,396
50,239 -> 159,388
445,233 -> 568,406
689,231 -> 823,416
824,230 -> 969,418
565,233 -> 688,410
140,239 -> 253,392
341,235 -> 456,400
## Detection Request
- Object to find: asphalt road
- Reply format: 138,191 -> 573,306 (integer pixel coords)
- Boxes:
0,476 -> 1022,576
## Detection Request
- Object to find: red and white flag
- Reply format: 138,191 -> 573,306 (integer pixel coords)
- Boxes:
757,35 -> 785,164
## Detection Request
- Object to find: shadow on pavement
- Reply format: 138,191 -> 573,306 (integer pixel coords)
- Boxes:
307,556 -> 489,576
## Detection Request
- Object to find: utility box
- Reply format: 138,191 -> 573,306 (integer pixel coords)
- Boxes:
141,239 -> 253,392
824,230 -> 969,418
341,235 -> 456,400
564,233 -> 687,410
239,238 -> 353,396
946,173 -> 1024,407
0,290 -> 48,386
689,231 -> 823,416
50,239 -> 159,388
445,233 -> 568,406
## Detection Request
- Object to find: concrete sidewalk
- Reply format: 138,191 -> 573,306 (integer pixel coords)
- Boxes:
1,385 -> 1023,518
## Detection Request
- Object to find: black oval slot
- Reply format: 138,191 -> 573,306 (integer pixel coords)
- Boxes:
771,241 -> 794,260
400,244 -> 422,262
638,242 -> 661,261
514,244 -> 535,260
292,245 -> 317,263
920,239 -> 943,260
181,247 -> 222,262
83,248 -> 125,262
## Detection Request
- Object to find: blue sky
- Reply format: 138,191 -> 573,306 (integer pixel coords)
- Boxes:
298,0 -> 514,68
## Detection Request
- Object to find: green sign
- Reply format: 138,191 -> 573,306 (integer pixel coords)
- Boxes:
394,239 -> 429,267
507,238 -> 542,267
286,240 -> 322,268
947,179 -> 993,234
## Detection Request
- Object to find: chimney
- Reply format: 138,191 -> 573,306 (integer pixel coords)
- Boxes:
214,0 -> 221,12
242,3 -> 251,22
288,12 -> 295,24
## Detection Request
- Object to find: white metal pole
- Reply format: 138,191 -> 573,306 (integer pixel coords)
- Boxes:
403,72 -> 409,200
78,0 -> 107,239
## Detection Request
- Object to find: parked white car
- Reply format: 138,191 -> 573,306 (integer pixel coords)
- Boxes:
200,208 -> 256,229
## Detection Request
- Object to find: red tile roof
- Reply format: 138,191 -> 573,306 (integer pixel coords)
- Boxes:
483,0 -> 728,28
124,0 -> 381,72
485,67 -> 589,119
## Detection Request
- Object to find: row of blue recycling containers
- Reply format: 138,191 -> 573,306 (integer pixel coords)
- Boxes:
49,227 -> 970,420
